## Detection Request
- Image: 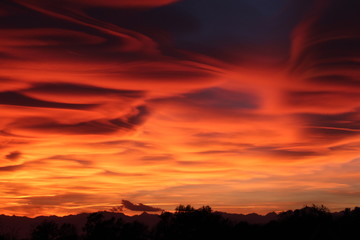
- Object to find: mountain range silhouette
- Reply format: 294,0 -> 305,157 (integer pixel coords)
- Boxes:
0,205 -> 358,240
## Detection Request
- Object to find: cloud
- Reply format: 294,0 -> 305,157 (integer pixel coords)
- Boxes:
0,28 -> 104,48
46,155 -> 92,166
100,170 -> 148,177
10,117 -> 133,135
246,146 -> 320,159
194,146 -> 320,160
123,66 -> 214,81
290,0 -> 360,86
307,75 -> 360,88
22,83 -> 145,104
152,87 -> 260,110
0,164 -> 24,172
296,110 -> 360,142
140,154 -> 173,162
329,142 -> 360,152
121,200 -> 163,212
0,91 -> 97,110
304,111 -> 360,130
283,91 -> 360,113
6,104 -> 150,135
5,151 -> 22,161
126,105 -> 150,125
72,0 -> 179,8
25,193 -> 97,206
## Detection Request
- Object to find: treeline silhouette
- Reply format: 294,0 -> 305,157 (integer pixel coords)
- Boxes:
2,204 -> 360,240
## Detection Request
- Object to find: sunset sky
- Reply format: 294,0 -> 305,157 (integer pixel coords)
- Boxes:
1,0 -> 360,217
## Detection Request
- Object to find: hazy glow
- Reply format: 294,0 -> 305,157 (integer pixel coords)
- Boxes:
0,0 -> 359,216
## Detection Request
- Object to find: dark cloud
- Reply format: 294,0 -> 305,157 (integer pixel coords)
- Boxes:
185,88 -> 259,109
46,155 -> 92,166
1,0 -> 310,63
5,151 -> 22,161
295,110 -> 360,142
140,154 -> 173,161
25,193 -> 94,206
126,106 -> 150,125
0,0 -> 220,87
284,91 -> 360,110
8,105 -> 150,135
329,142 -> 360,152
0,91 -> 97,109
123,67 -> 215,81
11,117 -> 132,135
0,164 -> 24,172
176,160 -> 203,166
0,28 -> 104,49
161,0 -> 313,61
10,117 -> 129,135
24,83 -> 145,98
93,140 -> 153,149
308,75 -> 360,87
0,1 -> 161,63
246,146 -> 320,159
0,51 -> 19,60
295,39 -> 360,70
195,145 -> 320,159
68,0 -> 178,8
87,5 -> 198,38
83,6 -> 208,64
0,139 -> 30,150
100,170 -> 148,177
287,91 -> 357,98
298,111 -> 360,131
121,200 -> 162,212
154,87 -> 259,110
193,132 -> 229,138
290,0 -> 360,85
192,144 -> 321,159
304,128 -> 358,142
196,150 -> 241,155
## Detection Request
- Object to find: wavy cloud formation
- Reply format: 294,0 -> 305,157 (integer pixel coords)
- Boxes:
0,0 -> 359,217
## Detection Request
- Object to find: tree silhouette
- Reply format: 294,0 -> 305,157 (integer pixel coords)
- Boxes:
121,221 -> 149,240
31,221 -> 78,240
0,233 -> 17,240
276,205 -> 334,240
84,213 -> 121,240
154,205 -> 231,240
57,223 -> 78,240
83,212 -> 148,240
335,207 -> 360,239
31,221 -> 59,240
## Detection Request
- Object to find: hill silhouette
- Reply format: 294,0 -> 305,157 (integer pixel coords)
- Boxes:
0,205 -> 359,240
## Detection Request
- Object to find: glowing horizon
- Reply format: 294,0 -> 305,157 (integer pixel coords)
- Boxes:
1,0 -> 359,217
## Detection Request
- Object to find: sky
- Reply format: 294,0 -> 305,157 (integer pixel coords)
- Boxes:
0,0 -> 359,217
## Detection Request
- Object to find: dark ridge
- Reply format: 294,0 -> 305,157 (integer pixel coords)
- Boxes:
1,205 -> 360,240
